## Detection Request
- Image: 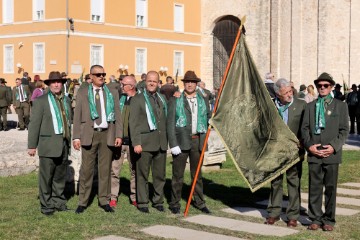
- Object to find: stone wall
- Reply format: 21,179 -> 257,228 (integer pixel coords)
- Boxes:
201,0 -> 360,90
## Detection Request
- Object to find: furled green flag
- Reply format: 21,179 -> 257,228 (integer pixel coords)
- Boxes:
210,35 -> 301,192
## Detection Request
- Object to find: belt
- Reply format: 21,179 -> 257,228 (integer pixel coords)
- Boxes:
191,134 -> 200,139
94,128 -> 108,132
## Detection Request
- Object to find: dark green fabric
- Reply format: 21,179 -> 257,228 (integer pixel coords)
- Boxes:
211,35 -> 301,192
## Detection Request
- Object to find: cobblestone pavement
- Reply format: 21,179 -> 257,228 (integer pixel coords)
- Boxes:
1,113 -> 359,177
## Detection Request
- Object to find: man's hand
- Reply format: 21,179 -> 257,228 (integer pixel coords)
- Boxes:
115,138 -> 122,147
173,91 -> 181,98
73,139 -> 81,150
134,145 -> 142,154
308,144 -> 324,158
319,145 -> 334,158
28,148 -> 36,157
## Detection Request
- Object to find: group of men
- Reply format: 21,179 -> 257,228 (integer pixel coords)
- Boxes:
265,72 -> 349,232
27,65 -> 212,217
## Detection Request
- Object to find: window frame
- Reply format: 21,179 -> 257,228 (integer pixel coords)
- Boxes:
135,0 -> 148,28
173,50 -> 184,77
3,44 -> 14,74
174,3 -> 184,32
2,0 -> 14,24
135,48 -> 147,75
90,44 -> 104,67
32,0 -> 45,21
33,42 -> 45,73
90,0 -> 104,23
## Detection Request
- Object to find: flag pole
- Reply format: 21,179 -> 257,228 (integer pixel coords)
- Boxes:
184,16 -> 246,217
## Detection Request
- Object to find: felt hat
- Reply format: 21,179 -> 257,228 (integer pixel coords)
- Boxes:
44,71 -> 67,85
335,83 -> 342,88
314,72 -> 335,86
0,78 -> 7,84
181,71 -> 200,82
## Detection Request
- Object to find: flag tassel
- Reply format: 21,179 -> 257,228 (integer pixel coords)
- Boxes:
184,16 -> 246,217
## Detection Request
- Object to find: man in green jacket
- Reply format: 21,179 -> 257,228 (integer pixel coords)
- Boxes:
13,77 -> 31,130
28,71 -> 72,215
167,71 -> 211,214
129,71 -> 168,213
302,72 -> 349,231
265,78 -> 306,227
0,78 -> 11,131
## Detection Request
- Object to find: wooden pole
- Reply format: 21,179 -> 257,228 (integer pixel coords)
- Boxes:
184,16 -> 246,217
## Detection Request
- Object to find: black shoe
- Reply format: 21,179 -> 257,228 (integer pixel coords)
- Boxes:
154,205 -> 165,212
100,204 -> 114,213
3,128 -> 8,131
169,207 -> 180,214
75,206 -> 86,214
42,211 -> 54,216
138,207 -> 149,213
199,206 -> 211,214
18,128 -> 25,131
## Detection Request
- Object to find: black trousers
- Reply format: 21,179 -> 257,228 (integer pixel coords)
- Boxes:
308,162 -> 339,226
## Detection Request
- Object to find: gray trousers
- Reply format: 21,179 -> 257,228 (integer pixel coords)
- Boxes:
136,150 -> 166,208
38,141 -> 68,213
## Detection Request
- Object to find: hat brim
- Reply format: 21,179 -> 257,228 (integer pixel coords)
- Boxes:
181,78 -> 200,82
44,78 -> 67,86
314,79 -> 335,86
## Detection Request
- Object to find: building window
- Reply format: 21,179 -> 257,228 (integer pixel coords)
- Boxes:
91,0 -> 104,22
3,45 -> 14,73
174,4 -> 184,32
33,43 -> 45,73
135,48 -> 147,75
174,51 -> 184,76
2,0 -> 14,24
136,0 -> 147,27
90,44 -> 104,66
33,0 -> 45,21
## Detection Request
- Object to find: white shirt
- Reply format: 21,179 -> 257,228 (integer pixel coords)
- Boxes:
93,86 -> 108,129
186,96 -> 198,134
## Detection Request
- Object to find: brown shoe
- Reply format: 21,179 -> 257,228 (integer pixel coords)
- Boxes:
287,219 -> 297,227
307,223 -> 321,230
322,224 -> 334,231
265,216 -> 280,225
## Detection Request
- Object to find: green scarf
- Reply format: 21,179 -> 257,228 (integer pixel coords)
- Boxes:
88,84 -> 115,122
15,84 -> 28,101
175,92 -> 207,133
315,94 -> 333,134
48,93 -> 70,134
119,95 -> 127,112
275,97 -> 293,120
143,90 -> 167,130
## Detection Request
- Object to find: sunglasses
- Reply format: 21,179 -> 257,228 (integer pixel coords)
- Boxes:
316,84 -> 331,89
91,73 -> 106,78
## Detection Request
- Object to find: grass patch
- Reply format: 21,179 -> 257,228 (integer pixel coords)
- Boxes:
0,151 -> 359,239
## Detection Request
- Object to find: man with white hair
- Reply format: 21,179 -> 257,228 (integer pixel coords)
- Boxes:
264,72 -> 276,100
265,78 -> 306,227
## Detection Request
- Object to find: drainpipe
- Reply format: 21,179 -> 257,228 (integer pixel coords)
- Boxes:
66,0 -> 69,74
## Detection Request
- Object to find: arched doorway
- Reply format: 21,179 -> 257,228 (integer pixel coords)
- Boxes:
213,15 -> 241,89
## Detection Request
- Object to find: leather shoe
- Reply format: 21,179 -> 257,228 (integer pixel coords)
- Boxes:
138,207 -> 149,213
169,207 -> 180,214
100,204 -> 114,213
200,206 -> 211,214
287,219 -> 297,227
154,205 -> 165,212
42,211 -> 54,216
322,224 -> 334,231
18,128 -> 25,131
307,223 -> 321,230
75,206 -> 86,214
265,216 -> 280,225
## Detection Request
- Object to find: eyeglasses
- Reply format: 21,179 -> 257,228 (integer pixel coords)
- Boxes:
91,73 -> 106,78
316,84 -> 331,89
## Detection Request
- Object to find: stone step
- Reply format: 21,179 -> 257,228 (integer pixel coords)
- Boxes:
301,193 -> 360,207
183,215 -> 298,237
255,199 -> 360,216
337,187 -> 360,196
142,225 -> 245,240
340,182 -> 360,188
94,236 -> 133,240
